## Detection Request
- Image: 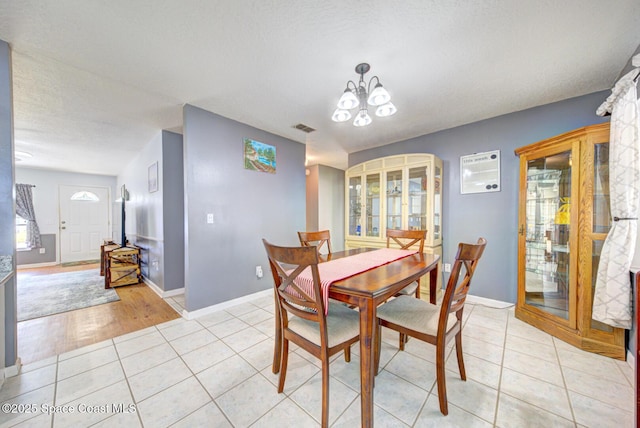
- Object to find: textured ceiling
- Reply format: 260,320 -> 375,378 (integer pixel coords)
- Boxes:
1,1 -> 639,175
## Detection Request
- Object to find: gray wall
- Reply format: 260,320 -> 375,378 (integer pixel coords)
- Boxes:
0,40 -> 15,368
16,234 -> 56,265
183,105 -> 306,311
118,130 -> 184,292
161,130 -> 184,291
350,91 -> 610,304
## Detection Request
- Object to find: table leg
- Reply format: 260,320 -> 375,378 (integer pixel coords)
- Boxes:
429,264 -> 439,305
359,299 -> 375,428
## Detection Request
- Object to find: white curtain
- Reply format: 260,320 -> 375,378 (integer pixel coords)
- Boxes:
592,67 -> 640,329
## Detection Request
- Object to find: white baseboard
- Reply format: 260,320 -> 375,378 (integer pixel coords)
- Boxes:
141,277 -> 163,297
5,358 -> 22,378
182,289 -> 272,320
17,262 -> 57,269
466,294 -> 515,309
163,288 -> 185,298
141,277 -> 185,299
627,349 -> 634,369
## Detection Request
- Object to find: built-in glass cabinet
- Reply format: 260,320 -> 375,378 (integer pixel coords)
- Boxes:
515,123 -> 624,359
345,154 -> 443,299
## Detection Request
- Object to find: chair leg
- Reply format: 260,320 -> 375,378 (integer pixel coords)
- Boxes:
455,331 -> 466,380
277,339 -> 289,393
343,346 -> 351,362
321,353 -> 330,428
374,321 -> 381,375
435,343 -> 449,415
272,301 -> 282,374
399,333 -> 406,351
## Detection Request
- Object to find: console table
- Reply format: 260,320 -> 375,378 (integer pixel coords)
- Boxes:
100,243 -> 141,289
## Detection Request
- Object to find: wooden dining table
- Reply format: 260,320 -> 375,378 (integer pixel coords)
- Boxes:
271,247 -> 440,428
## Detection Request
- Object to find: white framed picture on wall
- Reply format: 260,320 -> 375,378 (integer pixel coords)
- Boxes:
460,150 -> 500,194
148,161 -> 158,193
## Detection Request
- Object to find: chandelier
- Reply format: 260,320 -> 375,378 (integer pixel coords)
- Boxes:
332,63 -> 397,127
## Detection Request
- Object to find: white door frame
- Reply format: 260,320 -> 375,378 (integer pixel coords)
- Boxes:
58,185 -> 111,264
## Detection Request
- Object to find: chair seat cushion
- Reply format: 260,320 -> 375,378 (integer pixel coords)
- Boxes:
377,295 -> 458,336
288,302 -> 360,348
395,280 -> 418,296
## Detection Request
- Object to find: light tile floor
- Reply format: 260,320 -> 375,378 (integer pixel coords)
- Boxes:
0,297 -> 634,427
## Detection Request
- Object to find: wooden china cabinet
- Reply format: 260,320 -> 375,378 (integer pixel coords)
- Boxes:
515,123 -> 625,360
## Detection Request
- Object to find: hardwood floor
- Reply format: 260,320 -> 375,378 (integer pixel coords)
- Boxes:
17,263 -> 181,365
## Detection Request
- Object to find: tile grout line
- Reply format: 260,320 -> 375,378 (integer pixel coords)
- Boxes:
164,316 -> 240,427
553,337 -> 579,426
491,307 -> 508,427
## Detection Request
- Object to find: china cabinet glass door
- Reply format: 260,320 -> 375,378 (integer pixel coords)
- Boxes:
523,149 -> 573,322
433,165 -> 442,240
365,173 -> 381,237
348,176 -> 362,236
386,170 -> 402,230
407,166 -> 427,230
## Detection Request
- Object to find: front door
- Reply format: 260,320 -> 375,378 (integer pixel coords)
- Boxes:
59,185 -> 110,263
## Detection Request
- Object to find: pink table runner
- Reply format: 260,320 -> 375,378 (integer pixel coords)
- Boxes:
292,248 -> 417,313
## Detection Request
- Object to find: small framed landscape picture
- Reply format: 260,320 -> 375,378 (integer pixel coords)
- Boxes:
148,161 -> 158,193
244,138 -> 276,174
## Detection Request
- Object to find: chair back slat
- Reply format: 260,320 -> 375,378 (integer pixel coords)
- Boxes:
439,238 -> 487,329
263,239 -> 326,324
298,230 -> 332,255
386,229 -> 426,253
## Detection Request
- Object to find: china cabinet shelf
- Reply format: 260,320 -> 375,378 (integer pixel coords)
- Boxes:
515,123 -> 624,360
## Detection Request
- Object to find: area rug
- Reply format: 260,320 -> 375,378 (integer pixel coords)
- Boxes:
17,269 -> 120,321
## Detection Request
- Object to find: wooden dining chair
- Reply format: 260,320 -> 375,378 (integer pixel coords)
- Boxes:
298,230 -> 332,255
386,229 -> 426,298
262,239 -> 359,427
375,237 -> 487,416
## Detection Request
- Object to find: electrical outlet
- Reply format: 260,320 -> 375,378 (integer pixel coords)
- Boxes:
39,248 -> 46,254
443,263 -> 451,273
207,213 -> 214,224
256,265 -> 263,278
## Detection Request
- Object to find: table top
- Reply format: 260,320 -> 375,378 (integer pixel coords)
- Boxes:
324,248 -> 440,300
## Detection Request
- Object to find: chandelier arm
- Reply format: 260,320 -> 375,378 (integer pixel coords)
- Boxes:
345,80 -> 358,92
367,76 -> 380,94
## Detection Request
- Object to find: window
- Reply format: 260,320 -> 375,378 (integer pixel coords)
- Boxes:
70,191 -> 99,201
16,216 -> 28,250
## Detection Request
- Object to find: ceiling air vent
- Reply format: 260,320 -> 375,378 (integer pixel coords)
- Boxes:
293,123 -> 316,133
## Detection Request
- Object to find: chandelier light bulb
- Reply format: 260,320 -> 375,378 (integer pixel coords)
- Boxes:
367,84 -> 391,106
353,110 -> 372,127
376,102 -> 397,117
337,89 -> 359,110
332,108 -> 352,122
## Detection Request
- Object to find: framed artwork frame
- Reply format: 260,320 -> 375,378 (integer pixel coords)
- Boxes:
148,161 -> 158,193
460,150 -> 500,194
244,138 -> 276,174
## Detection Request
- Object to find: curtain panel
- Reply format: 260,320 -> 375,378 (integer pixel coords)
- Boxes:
15,183 -> 42,249
593,68 -> 640,329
